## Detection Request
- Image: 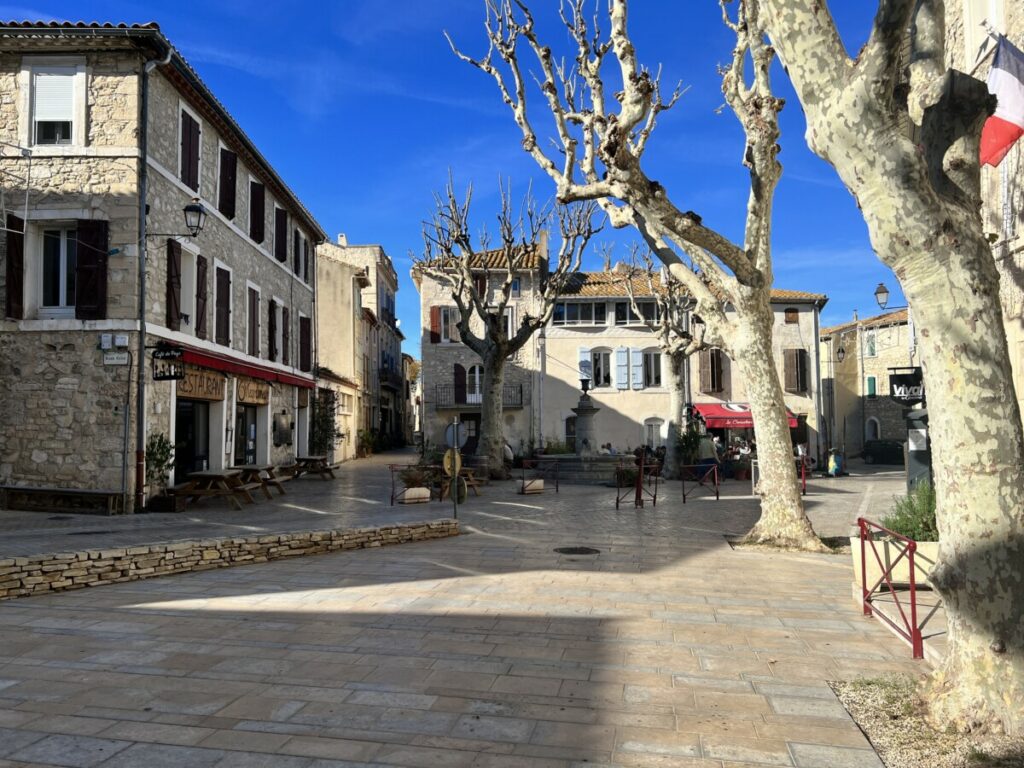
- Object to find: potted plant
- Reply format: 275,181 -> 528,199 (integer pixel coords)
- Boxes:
397,466 -> 431,504
851,481 -> 939,589
144,432 -> 183,512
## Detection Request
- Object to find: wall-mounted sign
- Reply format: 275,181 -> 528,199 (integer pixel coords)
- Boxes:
103,351 -> 129,366
153,344 -> 186,381
176,365 -> 226,401
890,367 -> 925,406
237,377 -> 270,405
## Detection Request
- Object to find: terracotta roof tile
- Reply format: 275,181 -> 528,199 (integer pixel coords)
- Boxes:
558,271 -> 827,303
467,244 -> 544,270
821,308 -> 908,336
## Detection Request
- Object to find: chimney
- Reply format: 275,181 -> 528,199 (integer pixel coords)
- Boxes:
853,309 -> 858,321
337,233 -> 348,246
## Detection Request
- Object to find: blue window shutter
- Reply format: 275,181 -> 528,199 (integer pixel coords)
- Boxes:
615,347 -> 629,390
631,348 -> 644,389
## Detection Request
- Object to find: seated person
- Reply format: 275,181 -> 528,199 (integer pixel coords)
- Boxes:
598,443 -> 611,455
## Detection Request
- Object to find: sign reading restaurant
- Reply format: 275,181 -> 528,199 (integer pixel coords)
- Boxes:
176,365 -> 226,401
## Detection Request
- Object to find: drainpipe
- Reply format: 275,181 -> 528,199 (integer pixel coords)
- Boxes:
813,302 -> 824,465
134,46 -> 173,513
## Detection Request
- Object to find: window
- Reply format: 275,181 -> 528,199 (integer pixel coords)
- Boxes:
339,393 -> 353,413
784,307 -> 799,324
591,350 -> 612,388
510,277 -> 521,298
249,180 -> 265,243
865,330 -> 877,357
866,417 -> 881,442
553,301 -> 606,325
247,285 -> 260,356
867,375 -> 877,398
643,350 -> 662,387
215,265 -> 231,346
179,108 -> 201,191
441,306 -> 460,343
467,364 -> 483,404
217,146 -> 237,220
40,227 -> 76,316
700,348 -> 726,393
644,418 -> 665,449
784,348 -> 809,393
293,228 -> 303,276
299,314 -> 312,372
268,299 -> 281,362
32,67 -> 74,145
614,301 -> 644,325
274,207 -> 288,262
502,307 -> 515,338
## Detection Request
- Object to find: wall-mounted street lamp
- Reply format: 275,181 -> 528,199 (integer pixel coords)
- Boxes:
874,282 -> 890,310
183,198 -> 208,238
837,346 -> 846,363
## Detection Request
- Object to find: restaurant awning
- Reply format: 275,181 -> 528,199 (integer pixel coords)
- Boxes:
693,402 -> 799,429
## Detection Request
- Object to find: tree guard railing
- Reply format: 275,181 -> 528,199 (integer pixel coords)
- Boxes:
615,454 -> 661,509
858,517 -> 924,659
520,459 -> 559,493
680,464 -> 720,503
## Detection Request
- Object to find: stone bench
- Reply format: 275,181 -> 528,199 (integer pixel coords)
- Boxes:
0,485 -> 124,516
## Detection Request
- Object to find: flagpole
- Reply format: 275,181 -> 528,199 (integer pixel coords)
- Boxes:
969,24 -> 1001,78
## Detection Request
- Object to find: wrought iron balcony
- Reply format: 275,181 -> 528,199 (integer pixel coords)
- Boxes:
379,367 -> 403,391
435,383 -> 528,410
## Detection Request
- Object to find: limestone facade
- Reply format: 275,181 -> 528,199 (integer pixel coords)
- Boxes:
0,24 -> 324,509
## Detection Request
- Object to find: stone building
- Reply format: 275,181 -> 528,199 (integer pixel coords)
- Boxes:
316,236 -> 404,445
417,256 -> 828,461
0,22 -> 324,511
401,352 -> 418,444
819,309 -> 921,457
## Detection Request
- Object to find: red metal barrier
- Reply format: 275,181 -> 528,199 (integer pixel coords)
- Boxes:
680,464 -> 719,503
614,454 -> 660,509
858,517 -> 924,659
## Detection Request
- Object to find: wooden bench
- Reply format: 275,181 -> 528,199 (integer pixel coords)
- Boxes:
0,485 -> 124,515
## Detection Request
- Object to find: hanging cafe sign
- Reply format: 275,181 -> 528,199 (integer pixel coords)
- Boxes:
152,342 -> 186,381
889,367 -> 925,406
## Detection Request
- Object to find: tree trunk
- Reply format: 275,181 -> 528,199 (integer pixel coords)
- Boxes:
666,350 -> 687,478
897,238 -> 1024,735
478,353 -> 509,479
734,296 -> 826,551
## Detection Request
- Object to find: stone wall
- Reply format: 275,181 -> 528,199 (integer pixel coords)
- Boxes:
0,519 -> 458,601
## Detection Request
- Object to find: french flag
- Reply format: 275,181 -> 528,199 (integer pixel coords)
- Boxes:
980,36 -> 1024,167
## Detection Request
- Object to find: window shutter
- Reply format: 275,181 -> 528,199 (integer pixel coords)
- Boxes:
293,229 -> 301,274
299,315 -> 312,372
615,347 -> 629,390
274,209 -> 287,262
797,349 -> 808,393
454,363 -> 467,404
282,306 -> 290,365
218,148 -> 237,219
194,254 -> 208,339
180,111 -> 200,191
75,219 -> 108,320
712,349 -> 726,393
303,238 -> 310,283
166,239 -> 182,331
268,299 -> 277,361
249,182 -> 265,243
630,347 -> 644,390
474,275 -> 486,297
429,306 -> 441,343
33,70 -> 74,121
248,287 -> 259,355
699,349 -> 711,393
215,267 -> 230,345
4,213 -> 24,319
784,349 -> 798,393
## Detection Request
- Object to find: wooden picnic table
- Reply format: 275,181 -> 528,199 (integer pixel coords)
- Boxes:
294,455 -> 335,480
173,469 -> 257,511
230,464 -> 285,499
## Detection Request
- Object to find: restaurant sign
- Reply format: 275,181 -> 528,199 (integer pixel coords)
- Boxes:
890,367 -> 925,406
176,365 -> 226,401
237,377 -> 270,405
152,343 -> 185,381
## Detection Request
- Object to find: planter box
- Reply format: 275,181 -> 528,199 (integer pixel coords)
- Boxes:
850,536 -> 939,588
397,487 -> 431,504
146,494 -> 185,513
519,479 -> 544,495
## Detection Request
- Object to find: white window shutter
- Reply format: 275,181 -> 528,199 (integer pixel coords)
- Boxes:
630,348 -> 644,389
615,347 -> 629,390
33,69 -> 75,121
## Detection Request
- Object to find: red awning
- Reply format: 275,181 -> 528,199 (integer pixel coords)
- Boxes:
693,402 -> 799,429
181,348 -> 315,389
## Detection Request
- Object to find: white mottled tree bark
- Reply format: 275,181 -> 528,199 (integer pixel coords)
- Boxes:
453,0 -> 826,549
762,0 -> 1024,734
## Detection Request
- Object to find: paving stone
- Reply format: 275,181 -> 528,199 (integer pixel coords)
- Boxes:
451,714 -> 535,742
769,696 -> 851,719
790,743 -> 886,768
9,734 -> 132,767
100,743 -> 227,768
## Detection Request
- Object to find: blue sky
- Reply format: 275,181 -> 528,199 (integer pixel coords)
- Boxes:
5,0 -> 906,353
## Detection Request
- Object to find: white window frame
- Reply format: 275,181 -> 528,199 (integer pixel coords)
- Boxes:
177,100 -> 203,193
441,306 -> 460,343
467,364 -> 484,404
591,348 -> 612,388
178,240 -> 199,337
510,277 -> 521,298
643,417 -> 666,449
963,0 -> 1004,70
245,281 -> 261,358
864,329 -> 877,358
642,348 -> 662,388
213,258 -> 233,349
37,223 -> 78,319
19,56 -> 87,149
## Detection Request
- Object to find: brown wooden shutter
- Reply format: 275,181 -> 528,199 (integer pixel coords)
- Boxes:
249,182 -> 265,243
454,363 -> 466,404
282,306 -> 290,366
303,239 -> 310,283
166,239 -> 182,331
180,110 -> 200,191
699,349 -> 711,393
4,213 -> 24,319
713,349 -> 725,393
75,220 -> 108,320
429,306 -> 441,344
796,349 -> 808,392
474,275 -> 486,296
194,254 -> 208,339
274,209 -> 287,262
215,267 -> 231,345
247,287 -> 259,355
299,315 -> 312,372
293,229 -> 301,275
218,148 -> 237,219
784,349 -> 798,393
268,299 -> 277,361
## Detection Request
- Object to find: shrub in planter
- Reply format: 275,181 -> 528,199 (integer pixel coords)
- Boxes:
144,432 -> 183,512
399,467 -> 430,488
851,481 -> 939,589
882,481 -> 938,541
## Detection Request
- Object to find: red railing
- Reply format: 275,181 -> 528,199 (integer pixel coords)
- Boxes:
520,459 -> 559,493
614,454 -> 661,509
680,463 -> 719,503
858,517 -> 924,659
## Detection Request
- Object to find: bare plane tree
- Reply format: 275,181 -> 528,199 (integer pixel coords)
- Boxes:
415,182 -> 599,476
760,0 -> 1024,734
450,0 -> 827,549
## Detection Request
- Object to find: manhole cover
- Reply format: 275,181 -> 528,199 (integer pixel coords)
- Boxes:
554,546 -> 601,555
66,530 -> 115,536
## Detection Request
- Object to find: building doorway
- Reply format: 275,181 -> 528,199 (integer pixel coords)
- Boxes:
174,399 -> 209,479
234,404 -> 257,466
459,413 -> 480,454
